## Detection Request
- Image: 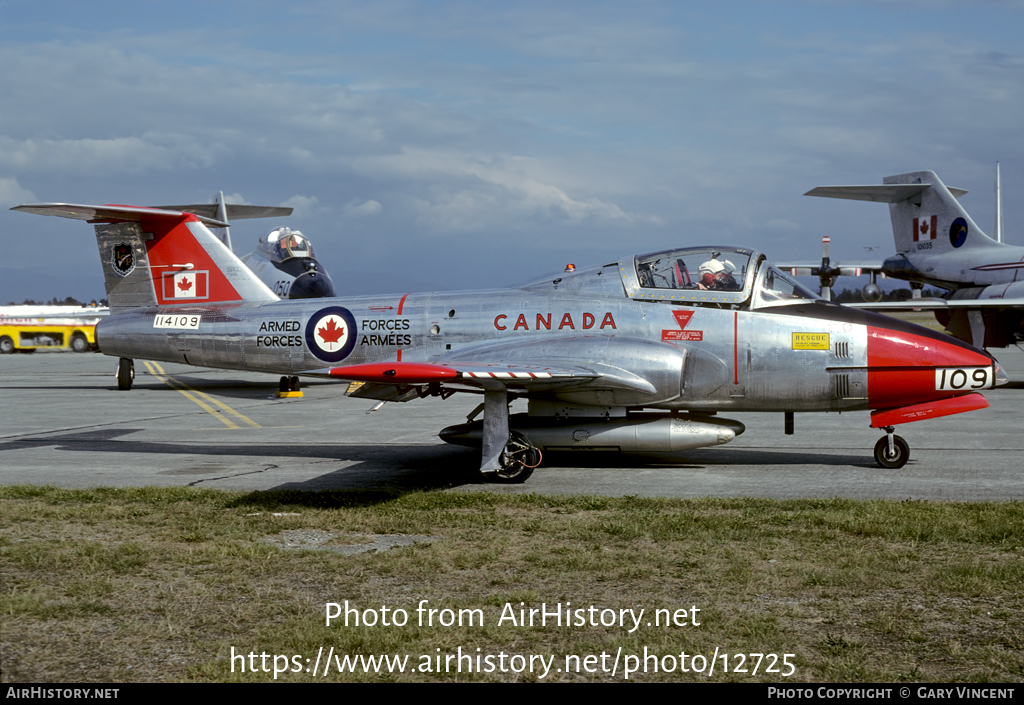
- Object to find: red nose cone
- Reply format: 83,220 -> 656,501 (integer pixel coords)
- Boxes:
867,326 -> 994,410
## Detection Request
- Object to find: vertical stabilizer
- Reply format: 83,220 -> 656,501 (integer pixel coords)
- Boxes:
882,170 -> 995,254
12,204 -> 279,311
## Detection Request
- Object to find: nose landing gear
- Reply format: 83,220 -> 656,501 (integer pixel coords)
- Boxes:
874,426 -> 909,469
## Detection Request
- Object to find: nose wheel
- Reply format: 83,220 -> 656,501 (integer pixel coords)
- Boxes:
874,427 -> 909,469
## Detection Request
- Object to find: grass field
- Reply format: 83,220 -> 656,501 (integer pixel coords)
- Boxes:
1,486 -> 1022,682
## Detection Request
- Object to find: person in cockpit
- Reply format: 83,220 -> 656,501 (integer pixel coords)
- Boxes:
698,258 -> 740,291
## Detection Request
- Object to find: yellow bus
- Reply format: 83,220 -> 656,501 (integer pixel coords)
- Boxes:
0,306 -> 106,354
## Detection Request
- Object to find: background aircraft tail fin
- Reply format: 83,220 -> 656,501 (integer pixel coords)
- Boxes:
806,170 -> 993,254
882,170 -> 993,254
12,204 -> 279,311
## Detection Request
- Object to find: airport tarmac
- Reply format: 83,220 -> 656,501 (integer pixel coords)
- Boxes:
1,347 -> 1022,500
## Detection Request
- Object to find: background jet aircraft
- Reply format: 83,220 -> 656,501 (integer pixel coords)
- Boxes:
801,169 -> 1024,348
238,227 -> 336,300
156,193 -> 335,300
12,201 -> 1008,478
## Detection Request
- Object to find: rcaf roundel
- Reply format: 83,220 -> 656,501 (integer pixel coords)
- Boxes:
305,306 -> 357,362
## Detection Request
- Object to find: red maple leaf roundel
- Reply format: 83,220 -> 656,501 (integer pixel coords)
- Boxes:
318,317 -> 345,345
178,277 -> 193,292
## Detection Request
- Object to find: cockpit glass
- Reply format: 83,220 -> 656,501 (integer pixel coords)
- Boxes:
268,229 -> 313,260
754,266 -> 820,306
635,249 -> 751,292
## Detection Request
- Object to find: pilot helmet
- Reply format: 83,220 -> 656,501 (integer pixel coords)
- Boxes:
698,259 -> 725,276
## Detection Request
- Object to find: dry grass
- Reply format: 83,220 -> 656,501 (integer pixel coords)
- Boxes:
1,486 -> 1022,682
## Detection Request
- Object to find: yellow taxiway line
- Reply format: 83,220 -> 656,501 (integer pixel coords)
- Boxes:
142,361 -> 262,429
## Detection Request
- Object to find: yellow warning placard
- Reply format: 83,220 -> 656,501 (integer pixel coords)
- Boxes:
792,332 -> 830,350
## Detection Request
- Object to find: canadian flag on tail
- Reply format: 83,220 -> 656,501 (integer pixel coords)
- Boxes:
164,271 -> 209,299
913,215 -> 937,242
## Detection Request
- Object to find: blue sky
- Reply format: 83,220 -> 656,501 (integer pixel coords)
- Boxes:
2,0 -> 1022,302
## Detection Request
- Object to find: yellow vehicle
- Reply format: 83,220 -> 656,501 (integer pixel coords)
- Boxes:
0,306 -> 105,353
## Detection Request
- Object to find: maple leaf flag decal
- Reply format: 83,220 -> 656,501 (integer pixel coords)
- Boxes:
172,272 -> 198,298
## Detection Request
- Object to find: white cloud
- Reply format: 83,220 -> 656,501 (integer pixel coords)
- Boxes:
279,195 -> 321,218
344,199 -> 383,216
0,178 -> 36,208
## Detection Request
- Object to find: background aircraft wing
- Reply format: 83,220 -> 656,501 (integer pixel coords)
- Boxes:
848,298 -> 1024,311
778,261 -> 883,277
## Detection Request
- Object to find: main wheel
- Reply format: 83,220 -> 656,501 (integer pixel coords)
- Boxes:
70,333 -> 89,353
116,358 -> 134,391
491,431 -> 541,483
874,435 -> 909,469
0,336 -> 13,354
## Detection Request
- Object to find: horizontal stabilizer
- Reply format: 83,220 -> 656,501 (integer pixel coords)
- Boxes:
805,184 -> 967,203
154,204 -> 293,221
12,203 -> 229,228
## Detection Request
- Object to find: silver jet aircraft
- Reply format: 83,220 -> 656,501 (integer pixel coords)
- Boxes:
12,201 -> 1009,478
802,170 -> 1024,348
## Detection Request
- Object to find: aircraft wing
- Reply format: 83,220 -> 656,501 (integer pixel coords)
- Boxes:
303,359 -> 604,401
305,360 -> 598,387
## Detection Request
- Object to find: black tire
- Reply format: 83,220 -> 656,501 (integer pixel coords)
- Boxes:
117,358 -> 134,391
289,375 -> 300,392
874,435 -> 909,469
0,336 -> 13,354
70,333 -> 90,353
490,431 -> 540,483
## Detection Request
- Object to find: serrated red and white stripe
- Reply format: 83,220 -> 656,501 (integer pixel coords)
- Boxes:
461,371 -> 555,379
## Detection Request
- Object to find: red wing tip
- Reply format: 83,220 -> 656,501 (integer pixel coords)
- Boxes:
328,362 -> 459,383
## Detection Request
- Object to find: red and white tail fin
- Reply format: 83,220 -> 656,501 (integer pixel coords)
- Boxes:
12,203 -> 279,311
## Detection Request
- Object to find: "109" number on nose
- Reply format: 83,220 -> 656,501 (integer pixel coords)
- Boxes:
935,367 -> 992,391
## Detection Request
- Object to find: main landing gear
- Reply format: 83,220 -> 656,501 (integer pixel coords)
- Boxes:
276,376 -> 303,398
116,358 -> 134,391
493,431 -> 542,483
479,386 -> 542,483
873,426 -> 909,469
